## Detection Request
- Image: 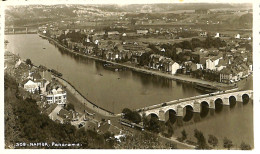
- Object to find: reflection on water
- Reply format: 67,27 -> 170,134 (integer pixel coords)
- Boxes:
229,96 -> 236,109
200,102 -> 209,118
183,106 -> 193,122
174,100 -> 253,148
215,99 -> 223,113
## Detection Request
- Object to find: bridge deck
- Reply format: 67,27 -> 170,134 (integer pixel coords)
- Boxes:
139,89 -> 252,113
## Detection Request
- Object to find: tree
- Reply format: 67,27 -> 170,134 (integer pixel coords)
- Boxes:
204,36 -> 213,48
122,108 -> 141,124
179,40 -> 192,50
208,134 -> 218,148
122,108 -> 132,118
142,113 -> 149,128
181,129 -> 187,141
139,52 -> 152,66
194,129 -> 208,149
240,142 -> 252,150
191,38 -> 202,49
25,59 -> 32,65
223,137 -> 233,150
131,111 -> 141,124
147,117 -> 160,133
148,44 -> 160,53
65,103 -> 75,111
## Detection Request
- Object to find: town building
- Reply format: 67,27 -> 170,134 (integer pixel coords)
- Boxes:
199,31 -> 208,37
131,51 -> 145,64
219,68 -> 233,83
206,56 -> 223,70
43,86 -> 67,106
137,30 -> 149,35
23,79 -> 41,93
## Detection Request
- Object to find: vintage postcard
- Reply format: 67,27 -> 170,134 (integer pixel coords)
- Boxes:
1,0 -> 259,152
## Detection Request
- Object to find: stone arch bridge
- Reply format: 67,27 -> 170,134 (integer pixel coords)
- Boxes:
140,89 -> 253,121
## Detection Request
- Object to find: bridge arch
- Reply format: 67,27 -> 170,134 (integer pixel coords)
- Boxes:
165,109 -> 177,124
229,96 -> 236,108
147,113 -> 159,120
242,93 -> 250,104
183,105 -> 194,122
214,98 -> 223,113
200,101 -> 209,118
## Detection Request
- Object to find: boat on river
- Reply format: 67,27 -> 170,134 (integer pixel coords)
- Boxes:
103,63 -> 125,71
50,69 -> 62,77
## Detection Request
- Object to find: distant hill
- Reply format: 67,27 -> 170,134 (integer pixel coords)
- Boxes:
5,3 -> 252,27
117,3 -> 252,12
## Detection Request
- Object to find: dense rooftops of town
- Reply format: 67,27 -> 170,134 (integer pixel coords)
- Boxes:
36,11 -> 252,84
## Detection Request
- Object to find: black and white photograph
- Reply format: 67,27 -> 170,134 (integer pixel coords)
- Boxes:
1,0 -> 258,151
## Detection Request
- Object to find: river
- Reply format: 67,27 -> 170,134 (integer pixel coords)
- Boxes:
5,34 -> 207,113
5,34 -> 253,148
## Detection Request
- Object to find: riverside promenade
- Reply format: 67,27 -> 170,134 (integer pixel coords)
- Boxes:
39,34 -> 234,91
52,76 -> 119,117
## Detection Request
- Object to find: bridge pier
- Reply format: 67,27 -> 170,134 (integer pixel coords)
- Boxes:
249,92 -> 253,99
193,101 -> 201,113
159,110 -> 165,121
223,97 -> 230,105
209,100 -> 215,109
177,105 -> 183,117
237,94 -> 243,102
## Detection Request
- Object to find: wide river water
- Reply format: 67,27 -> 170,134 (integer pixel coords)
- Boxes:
5,34 -> 253,148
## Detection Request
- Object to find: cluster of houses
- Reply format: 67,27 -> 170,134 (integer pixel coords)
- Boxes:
11,58 -> 82,125
20,67 -> 67,107
149,54 -> 180,75
40,26 -> 253,84
12,57 -> 117,132
188,47 -> 253,83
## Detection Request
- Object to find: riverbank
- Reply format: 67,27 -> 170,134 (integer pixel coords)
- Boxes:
38,33 -> 235,91
52,75 -> 118,117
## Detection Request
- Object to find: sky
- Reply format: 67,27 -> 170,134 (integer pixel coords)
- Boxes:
1,0 -> 255,5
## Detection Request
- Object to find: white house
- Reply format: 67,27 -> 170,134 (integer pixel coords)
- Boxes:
206,56 -> 223,70
196,63 -> 203,69
44,87 -> 67,106
161,48 -> 166,52
215,33 -> 220,38
170,62 -> 180,75
24,80 -> 40,93
235,34 -> 240,39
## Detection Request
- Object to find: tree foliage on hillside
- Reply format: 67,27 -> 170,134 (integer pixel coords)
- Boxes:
122,108 -> 141,124
223,137 -> 233,150
240,142 -> 252,150
114,131 -> 176,149
194,129 -> 208,149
